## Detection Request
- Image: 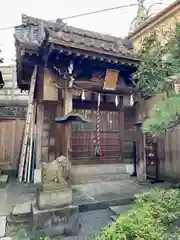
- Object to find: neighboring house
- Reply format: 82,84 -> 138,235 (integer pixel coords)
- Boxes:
0,64 -> 28,103
0,64 -> 28,172
128,0 -> 180,50
128,0 -> 180,181
14,14 -> 139,182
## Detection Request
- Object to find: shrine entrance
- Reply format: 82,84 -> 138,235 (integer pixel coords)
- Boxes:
72,109 -> 120,165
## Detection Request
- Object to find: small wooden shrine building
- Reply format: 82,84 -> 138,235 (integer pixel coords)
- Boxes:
14,15 -> 139,172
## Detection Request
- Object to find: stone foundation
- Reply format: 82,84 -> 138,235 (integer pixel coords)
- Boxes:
32,205 -> 79,237
36,188 -> 72,210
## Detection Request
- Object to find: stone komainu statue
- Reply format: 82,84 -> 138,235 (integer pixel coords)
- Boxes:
41,155 -> 71,189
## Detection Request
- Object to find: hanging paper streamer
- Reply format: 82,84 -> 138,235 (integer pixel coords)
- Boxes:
130,94 -> 134,106
115,95 -> 119,107
97,93 -> 101,107
68,61 -> 74,74
81,90 -> 85,101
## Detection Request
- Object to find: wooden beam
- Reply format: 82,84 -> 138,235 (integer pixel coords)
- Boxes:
74,81 -> 138,94
52,42 -> 139,64
73,100 -> 120,111
119,96 -> 124,162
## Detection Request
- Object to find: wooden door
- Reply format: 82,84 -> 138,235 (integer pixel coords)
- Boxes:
71,109 -> 120,164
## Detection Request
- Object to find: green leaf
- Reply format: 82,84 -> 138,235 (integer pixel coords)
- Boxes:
134,23 -> 180,135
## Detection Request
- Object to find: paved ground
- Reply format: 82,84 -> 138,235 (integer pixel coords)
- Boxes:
72,179 -> 170,204
60,209 -> 111,240
0,181 -> 36,216
0,178 -> 171,239
5,209 -> 111,240
0,178 -> 171,216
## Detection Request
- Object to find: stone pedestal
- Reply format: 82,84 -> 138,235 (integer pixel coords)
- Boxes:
32,156 -> 79,237
36,187 -> 72,210
32,205 -> 79,238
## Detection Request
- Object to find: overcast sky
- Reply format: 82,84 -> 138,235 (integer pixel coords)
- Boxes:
0,0 -> 173,63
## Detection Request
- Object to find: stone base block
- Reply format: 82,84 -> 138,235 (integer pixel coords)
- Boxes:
0,216 -> 6,237
32,205 -> 79,238
0,175 -> 8,188
8,201 -> 32,224
34,169 -> 41,184
36,188 -> 72,210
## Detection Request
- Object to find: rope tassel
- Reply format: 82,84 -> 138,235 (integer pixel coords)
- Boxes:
94,93 -> 103,157
97,94 -> 100,146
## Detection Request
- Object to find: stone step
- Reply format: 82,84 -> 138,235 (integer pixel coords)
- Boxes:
0,216 -> 6,238
72,173 -> 130,184
109,204 -> 133,216
109,204 -> 133,222
71,164 -> 133,184
72,164 -> 133,176
8,201 -> 32,224
110,215 -> 118,222
0,175 -> 8,188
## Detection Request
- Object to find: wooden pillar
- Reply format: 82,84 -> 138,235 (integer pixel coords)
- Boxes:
136,99 -> 147,182
35,102 -> 44,169
63,80 -> 73,160
119,96 -> 124,162
64,82 -> 72,114
56,90 -> 63,157
137,132 -> 146,182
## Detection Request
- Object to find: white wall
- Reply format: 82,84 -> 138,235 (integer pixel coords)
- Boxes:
0,64 -> 28,103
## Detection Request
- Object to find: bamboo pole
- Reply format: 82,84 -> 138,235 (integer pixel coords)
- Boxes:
18,65 -> 37,182
24,141 -> 30,182
27,104 -> 35,183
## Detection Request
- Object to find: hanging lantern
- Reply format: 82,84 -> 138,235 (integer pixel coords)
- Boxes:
81,90 -> 85,101
130,94 -> 134,106
115,95 -> 119,107
97,93 -> 101,107
68,61 -> 74,74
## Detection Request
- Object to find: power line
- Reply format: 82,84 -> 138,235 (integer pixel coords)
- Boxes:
61,3 -> 138,20
0,1 -> 170,32
0,3 -> 139,31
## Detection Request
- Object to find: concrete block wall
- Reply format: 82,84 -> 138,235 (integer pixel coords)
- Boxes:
0,64 -> 28,103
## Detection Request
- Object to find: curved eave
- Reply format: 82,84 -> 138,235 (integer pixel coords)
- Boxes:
50,40 -> 139,63
14,37 -> 41,52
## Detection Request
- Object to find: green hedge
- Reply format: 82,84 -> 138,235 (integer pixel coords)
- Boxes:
95,188 -> 180,240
